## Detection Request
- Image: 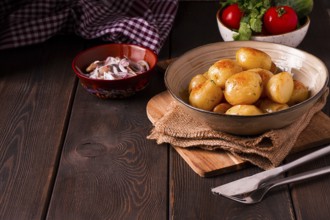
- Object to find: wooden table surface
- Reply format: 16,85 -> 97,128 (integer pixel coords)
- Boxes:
1,1 -> 330,219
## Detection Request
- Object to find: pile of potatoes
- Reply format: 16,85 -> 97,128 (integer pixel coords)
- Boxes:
188,47 -> 310,116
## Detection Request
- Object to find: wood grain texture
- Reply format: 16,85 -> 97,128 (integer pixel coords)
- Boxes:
0,36 -> 83,219
170,1 -> 221,58
0,0 -> 328,219
47,69 -> 169,219
170,147 -> 295,220
284,145 -> 330,220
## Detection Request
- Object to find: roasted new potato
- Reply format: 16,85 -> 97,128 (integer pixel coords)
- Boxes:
249,68 -> 274,97
236,47 -> 272,71
207,59 -> 243,88
188,74 -> 207,93
224,71 -> 263,105
213,102 -> 232,114
189,79 -> 223,111
258,98 -> 289,113
226,105 -> 263,116
287,80 -> 310,106
266,71 -> 294,104
187,47 -> 310,116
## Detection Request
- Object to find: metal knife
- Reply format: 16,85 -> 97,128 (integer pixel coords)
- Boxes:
211,144 -> 330,197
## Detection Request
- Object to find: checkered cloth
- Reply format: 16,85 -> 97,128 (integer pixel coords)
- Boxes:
0,0 -> 178,53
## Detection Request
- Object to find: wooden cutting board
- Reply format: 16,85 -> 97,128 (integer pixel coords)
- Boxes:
146,91 -> 330,177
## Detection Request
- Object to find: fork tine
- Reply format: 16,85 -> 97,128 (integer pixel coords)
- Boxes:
221,186 -> 270,204
221,193 -> 252,204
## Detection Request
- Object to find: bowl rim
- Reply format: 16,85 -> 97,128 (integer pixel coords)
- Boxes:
216,9 -> 311,38
165,41 -> 329,119
72,43 -> 158,82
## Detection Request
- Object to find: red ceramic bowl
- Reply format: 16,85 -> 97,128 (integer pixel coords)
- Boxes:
72,43 -> 158,98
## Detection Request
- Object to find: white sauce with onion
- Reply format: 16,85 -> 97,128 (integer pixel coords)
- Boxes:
85,56 -> 150,80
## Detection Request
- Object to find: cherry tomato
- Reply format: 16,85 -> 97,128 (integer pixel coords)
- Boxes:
221,4 -> 243,30
263,6 -> 298,35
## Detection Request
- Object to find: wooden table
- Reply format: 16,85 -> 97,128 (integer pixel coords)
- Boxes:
1,1 -> 330,219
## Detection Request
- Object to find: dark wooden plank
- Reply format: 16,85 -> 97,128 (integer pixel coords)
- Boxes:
170,147 -> 295,219
158,38 -> 171,61
47,58 -> 168,219
285,145 -> 330,220
0,36 -> 83,219
170,1 -> 221,58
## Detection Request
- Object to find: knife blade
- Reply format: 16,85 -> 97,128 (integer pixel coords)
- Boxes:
211,144 -> 330,197
211,166 -> 284,196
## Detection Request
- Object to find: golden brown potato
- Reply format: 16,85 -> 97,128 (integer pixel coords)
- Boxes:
225,105 -> 263,116
224,71 -> 263,105
213,103 -> 232,114
207,59 -> 243,88
258,98 -> 289,113
188,74 -> 207,93
236,47 -> 272,71
203,71 -> 209,78
189,79 -> 223,111
266,71 -> 294,104
185,47 -> 304,115
249,68 -> 274,97
287,80 -> 310,106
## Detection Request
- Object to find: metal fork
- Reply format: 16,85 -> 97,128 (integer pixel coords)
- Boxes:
223,165 -> 330,204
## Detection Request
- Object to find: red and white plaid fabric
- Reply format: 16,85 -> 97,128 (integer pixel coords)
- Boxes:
0,0 -> 178,53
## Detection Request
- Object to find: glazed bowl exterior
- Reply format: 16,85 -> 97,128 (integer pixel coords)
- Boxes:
216,10 -> 310,47
72,43 -> 158,98
165,41 -> 328,135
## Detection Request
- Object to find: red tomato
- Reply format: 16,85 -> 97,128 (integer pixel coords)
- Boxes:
221,4 -> 243,30
263,6 -> 298,35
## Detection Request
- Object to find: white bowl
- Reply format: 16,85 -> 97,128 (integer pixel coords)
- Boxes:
216,10 -> 310,48
165,41 -> 328,135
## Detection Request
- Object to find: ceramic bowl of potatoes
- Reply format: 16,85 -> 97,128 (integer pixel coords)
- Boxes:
164,41 -> 329,135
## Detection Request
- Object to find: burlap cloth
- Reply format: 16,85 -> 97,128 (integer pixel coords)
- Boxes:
148,88 -> 329,170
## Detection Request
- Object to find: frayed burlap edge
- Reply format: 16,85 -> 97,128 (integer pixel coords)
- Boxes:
147,88 -> 329,170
